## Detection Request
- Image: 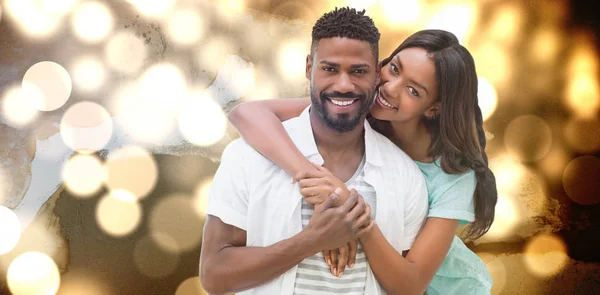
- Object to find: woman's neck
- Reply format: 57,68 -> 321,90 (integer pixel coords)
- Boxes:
389,119 -> 435,163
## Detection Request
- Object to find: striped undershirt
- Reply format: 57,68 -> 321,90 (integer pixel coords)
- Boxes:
293,156 -> 377,295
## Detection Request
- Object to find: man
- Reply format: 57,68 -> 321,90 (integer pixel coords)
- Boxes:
200,7 -> 428,295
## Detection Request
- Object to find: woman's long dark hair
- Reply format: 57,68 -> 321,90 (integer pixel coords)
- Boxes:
372,30 -> 498,240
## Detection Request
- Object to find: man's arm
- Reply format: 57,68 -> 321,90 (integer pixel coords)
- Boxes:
200,193 -> 370,295
199,216 -> 316,295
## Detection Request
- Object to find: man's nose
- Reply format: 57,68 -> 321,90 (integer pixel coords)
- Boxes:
332,73 -> 355,94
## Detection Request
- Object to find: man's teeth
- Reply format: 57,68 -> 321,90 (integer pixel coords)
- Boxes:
330,99 -> 355,106
377,93 -> 396,109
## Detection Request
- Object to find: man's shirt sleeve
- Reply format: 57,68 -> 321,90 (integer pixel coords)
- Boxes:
205,139 -> 251,231
402,167 -> 429,251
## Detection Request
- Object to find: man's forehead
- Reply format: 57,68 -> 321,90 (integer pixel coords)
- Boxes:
313,37 -> 376,64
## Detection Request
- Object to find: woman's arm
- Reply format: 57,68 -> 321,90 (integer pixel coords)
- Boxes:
228,98 -> 313,176
359,217 -> 458,295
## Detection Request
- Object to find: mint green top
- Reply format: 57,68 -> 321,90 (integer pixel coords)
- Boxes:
415,158 -> 492,295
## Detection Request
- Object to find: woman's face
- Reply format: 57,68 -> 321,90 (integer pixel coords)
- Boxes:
370,47 -> 439,123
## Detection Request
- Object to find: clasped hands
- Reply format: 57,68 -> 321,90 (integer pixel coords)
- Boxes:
296,163 -> 375,277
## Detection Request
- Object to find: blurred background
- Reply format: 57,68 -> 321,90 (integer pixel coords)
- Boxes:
0,0 -> 598,294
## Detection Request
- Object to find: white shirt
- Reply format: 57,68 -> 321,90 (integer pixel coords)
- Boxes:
206,107 -> 428,295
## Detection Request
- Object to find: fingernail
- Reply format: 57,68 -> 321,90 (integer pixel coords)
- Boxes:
334,187 -> 342,195
327,258 -> 331,265
349,263 -> 354,268
338,271 -> 343,277
333,268 -> 337,276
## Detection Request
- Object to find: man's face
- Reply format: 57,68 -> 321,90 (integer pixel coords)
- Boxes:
306,37 -> 378,133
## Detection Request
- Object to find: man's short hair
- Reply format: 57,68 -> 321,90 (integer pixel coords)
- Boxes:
311,7 -> 380,61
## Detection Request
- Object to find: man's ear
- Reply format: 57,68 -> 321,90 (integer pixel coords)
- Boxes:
305,54 -> 312,80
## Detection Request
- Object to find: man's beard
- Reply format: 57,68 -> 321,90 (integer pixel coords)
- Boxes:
310,89 -> 372,133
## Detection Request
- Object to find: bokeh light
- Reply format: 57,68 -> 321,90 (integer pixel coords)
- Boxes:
217,0 -> 246,17
7,251 -> 60,295
41,0 -> 78,16
175,276 -> 208,295
70,56 -> 107,93
134,233 -> 180,278
562,155 -> 600,206
477,77 -> 498,121
115,64 -> 186,144
530,27 -> 560,64
381,0 -> 421,27
149,194 -> 205,253
22,61 -> 72,111
193,178 -> 212,218
426,2 -> 478,44
564,117 -> 600,153
473,44 -> 511,87
62,154 -> 104,198
105,30 -> 147,75
95,189 -> 142,237
278,40 -> 308,82
58,270 -> 111,295
178,91 -> 227,147
71,1 -> 114,43
166,9 -> 206,46
0,206 -> 21,255
523,234 -> 569,278
197,36 -> 236,75
504,115 -> 552,163
127,0 -> 175,17
60,101 -> 113,153
483,194 -> 518,240
104,145 -> 158,200
487,3 -> 523,46
346,0 -> 376,11
0,85 -> 40,128
565,73 -> 600,119
4,0 -> 62,39
539,143 -> 570,183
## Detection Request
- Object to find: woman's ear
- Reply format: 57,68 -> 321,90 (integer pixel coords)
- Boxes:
425,102 -> 441,118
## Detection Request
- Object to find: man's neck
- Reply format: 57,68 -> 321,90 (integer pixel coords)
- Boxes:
309,109 -> 365,181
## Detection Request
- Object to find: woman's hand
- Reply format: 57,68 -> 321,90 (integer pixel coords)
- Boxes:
321,189 -> 374,277
294,163 -> 350,206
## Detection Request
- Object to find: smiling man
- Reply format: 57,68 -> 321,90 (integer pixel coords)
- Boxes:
200,7 -> 428,295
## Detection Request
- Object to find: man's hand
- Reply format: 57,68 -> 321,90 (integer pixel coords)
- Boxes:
303,189 -> 368,253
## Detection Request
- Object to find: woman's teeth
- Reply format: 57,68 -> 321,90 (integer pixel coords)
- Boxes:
377,92 -> 396,109
330,99 -> 355,106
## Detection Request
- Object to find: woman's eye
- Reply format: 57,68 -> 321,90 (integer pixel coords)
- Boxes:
391,64 -> 399,74
408,86 -> 420,97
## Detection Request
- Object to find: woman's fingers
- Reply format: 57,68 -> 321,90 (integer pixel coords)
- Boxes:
347,240 -> 357,268
337,245 -> 349,277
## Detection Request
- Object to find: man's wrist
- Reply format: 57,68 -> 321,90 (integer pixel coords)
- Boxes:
294,228 -> 320,257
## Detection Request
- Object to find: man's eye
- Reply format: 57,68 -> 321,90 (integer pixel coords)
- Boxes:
353,69 -> 366,74
323,67 -> 335,72
407,86 -> 420,97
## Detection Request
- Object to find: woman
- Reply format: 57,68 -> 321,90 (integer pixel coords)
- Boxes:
228,30 -> 497,295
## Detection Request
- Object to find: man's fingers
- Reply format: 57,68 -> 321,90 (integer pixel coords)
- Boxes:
348,240 -> 357,268
348,193 -> 366,220
337,245 -> 349,277
316,188 -> 342,212
339,191 -> 359,213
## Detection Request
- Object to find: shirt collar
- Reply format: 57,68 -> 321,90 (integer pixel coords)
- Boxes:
286,106 -> 383,167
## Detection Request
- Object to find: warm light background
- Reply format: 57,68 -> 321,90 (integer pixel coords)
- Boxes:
0,0 -> 598,294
